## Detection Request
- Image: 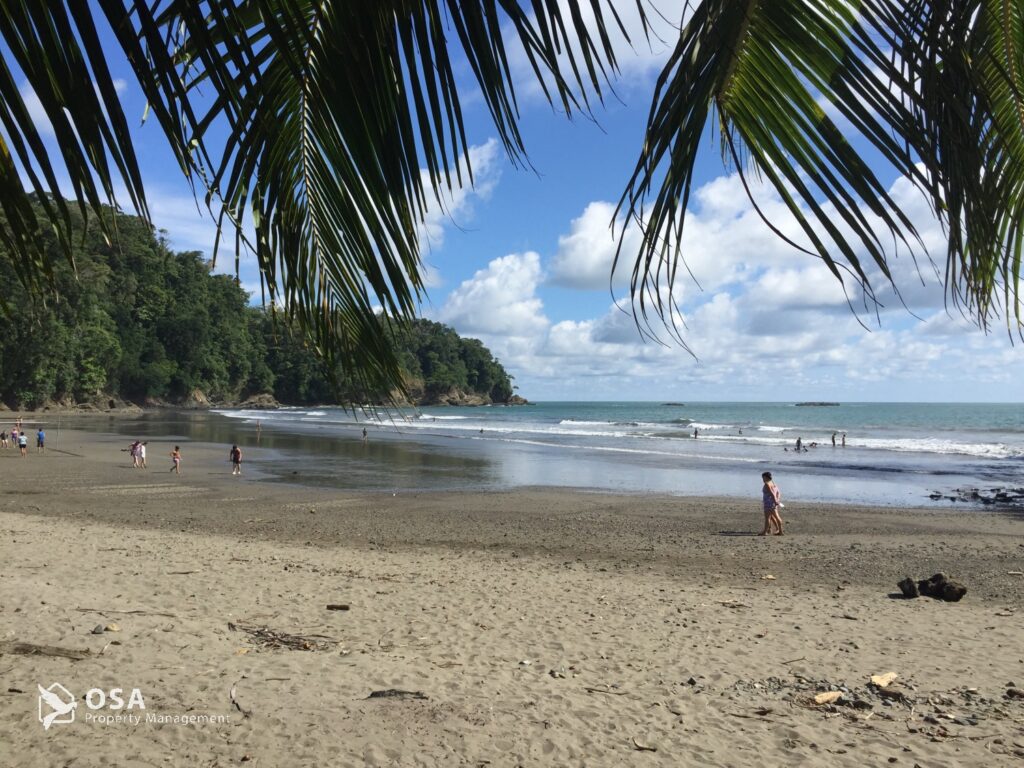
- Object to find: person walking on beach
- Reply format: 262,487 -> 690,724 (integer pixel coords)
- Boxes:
1,430 -> 7,448
760,471 -> 784,536
362,427 -> 368,443
230,444 -> 242,476
169,446 -> 182,475
18,430 -> 28,457
36,427 -> 45,453
129,440 -> 140,468
138,442 -> 147,469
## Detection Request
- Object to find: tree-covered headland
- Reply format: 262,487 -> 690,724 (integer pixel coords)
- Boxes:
0,206 -> 518,410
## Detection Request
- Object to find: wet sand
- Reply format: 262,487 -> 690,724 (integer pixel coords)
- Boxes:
1,424 -> 1022,766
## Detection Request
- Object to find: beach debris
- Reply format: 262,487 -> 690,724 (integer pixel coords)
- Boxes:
230,678 -> 252,718
897,577 -> 919,598
814,691 -> 843,706
325,604 -> 350,611
870,672 -> 898,689
631,737 -> 657,752
1005,688 -> 1024,700
365,689 -> 428,700
74,607 -> 176,618
585,686 -> 628,696
227,622 -> 337,651
875,686 -> 910,703
761,575 -> 777,581
518,659 -> 532,666
895,573 -> 967,602
1008,571 -> 1023,576
103,623 -> 121,633
0,641 -> 91,661
91,624 -> 106,635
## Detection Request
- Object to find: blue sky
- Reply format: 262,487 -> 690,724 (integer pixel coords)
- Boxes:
12,3 -> 1024,402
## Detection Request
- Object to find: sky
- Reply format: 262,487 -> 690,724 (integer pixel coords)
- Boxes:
10,3 -> 1024,402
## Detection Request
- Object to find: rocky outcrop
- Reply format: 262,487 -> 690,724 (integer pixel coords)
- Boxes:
237,393 -> 281,409
181,388 -> 211,409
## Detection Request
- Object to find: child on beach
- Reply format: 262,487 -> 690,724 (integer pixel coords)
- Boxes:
169,446 -> 182,475
230,444 -> 242,476
36,428 -> 44,452
760,471 -> 784,535
139,442 -> 147,469
18,430 -> 28,457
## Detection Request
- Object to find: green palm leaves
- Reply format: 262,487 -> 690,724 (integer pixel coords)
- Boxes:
620,0 -> 1024,336
1,1 -> 1022,398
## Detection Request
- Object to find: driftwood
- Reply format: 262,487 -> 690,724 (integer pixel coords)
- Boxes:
365,689 -> 428,700
75,607 -> 177,618
0,641 -> 91,661
227,622 -> 337,651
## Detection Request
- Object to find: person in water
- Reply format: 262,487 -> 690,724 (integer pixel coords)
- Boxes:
760,471 -> 784,536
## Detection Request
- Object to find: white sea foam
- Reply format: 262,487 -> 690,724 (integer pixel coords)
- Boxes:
854,437 -> 1024,460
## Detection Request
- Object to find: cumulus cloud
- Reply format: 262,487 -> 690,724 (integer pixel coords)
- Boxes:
436,251 -> 549,337
418,139 -> 501,255
505,0 -> 684,104
435,167 -> 1022,401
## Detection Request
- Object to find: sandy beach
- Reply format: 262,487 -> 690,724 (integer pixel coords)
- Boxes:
1,423 -> 1023,766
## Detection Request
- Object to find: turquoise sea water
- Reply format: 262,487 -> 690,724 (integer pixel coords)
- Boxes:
210,401 -> 1024,509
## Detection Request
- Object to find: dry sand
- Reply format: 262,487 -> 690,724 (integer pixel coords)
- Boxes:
1,425 -> 1023,766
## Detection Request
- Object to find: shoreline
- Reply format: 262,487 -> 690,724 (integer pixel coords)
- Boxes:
11,409 -> 1023,511
1,425 -> 1023,765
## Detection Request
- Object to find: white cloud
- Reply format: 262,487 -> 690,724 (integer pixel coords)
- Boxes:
419,139 -> 501,254
547,201 -> 636,290
505,0 -> 685,104
444,166 -> 1023,401
18,78 -> 128,138
436,251 -> 549,337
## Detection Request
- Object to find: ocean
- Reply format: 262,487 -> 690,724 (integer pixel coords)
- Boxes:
204,401 -> 1024,509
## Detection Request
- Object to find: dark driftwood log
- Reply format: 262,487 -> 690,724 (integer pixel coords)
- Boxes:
365,689 -> 428,700
0,641 -> 91,661
897,577 -> 919,598
905,573 -> 967,602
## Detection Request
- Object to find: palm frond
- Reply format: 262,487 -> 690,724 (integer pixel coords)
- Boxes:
0,0 -> 149,294
620,0 -> 1024,340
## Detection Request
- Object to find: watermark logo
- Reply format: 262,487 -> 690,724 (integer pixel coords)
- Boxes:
35,683 -> 227,730
38,683 -> 76,730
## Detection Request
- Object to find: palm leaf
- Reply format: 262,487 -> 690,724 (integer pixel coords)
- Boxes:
619,0 -> 1024,341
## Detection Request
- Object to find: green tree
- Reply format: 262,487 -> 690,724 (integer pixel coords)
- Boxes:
5,2 -> 1017,390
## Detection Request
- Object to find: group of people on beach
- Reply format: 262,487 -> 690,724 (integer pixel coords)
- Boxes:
787,432 -> 847,453
1,418 -> 43,456
125,440 -> 182,474
121,441 -> 243,476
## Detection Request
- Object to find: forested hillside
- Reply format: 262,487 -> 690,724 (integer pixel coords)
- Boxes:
0,205 -> 517,409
